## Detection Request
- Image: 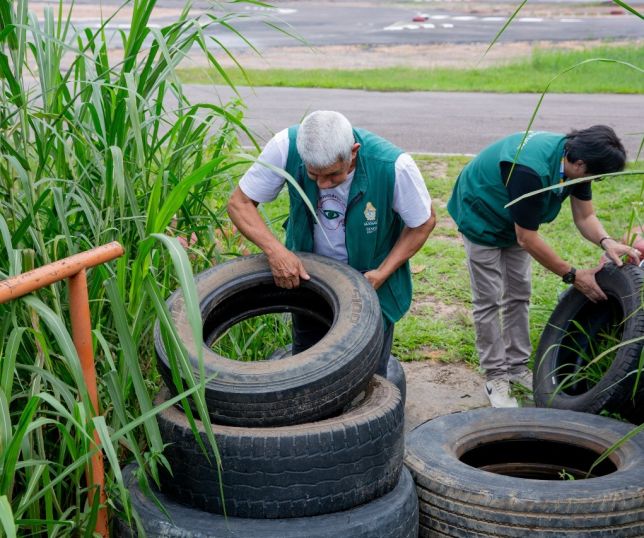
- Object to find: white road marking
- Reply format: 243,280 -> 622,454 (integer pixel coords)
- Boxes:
383,13 -> 567,31
243,7 -> 297,14
385,20 -> 454,30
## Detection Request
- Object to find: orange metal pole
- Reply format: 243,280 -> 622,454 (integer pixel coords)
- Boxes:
0,243 -> 124,538
69,268 -> 109,537
0,241 -> 124,305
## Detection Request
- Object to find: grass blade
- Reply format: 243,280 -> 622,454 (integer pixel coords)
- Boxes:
0,496 -> 17,538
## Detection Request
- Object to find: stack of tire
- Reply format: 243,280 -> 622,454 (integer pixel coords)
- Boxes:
403,262 -> 644,537
116,253 -> 419,537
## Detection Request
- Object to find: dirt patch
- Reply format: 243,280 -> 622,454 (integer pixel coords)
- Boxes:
410,295 -> 469,320
29,2 -> 188,20
401,360 -> 487,432
182,38 -> 640,71
206,42 -> 527,70
421,159 -> 449,179
437,217 -> 459,230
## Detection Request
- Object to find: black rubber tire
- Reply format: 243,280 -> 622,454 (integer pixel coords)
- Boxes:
114,465 -> 419,538
155,253 -> 384,427
155,376 -> 404,518
404,407 -> 644,537
533,263 -> 644,420
269,346 -> 406,407
386,355 -> 406,406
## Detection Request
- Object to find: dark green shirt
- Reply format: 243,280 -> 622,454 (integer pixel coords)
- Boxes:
447,131 -> 569,247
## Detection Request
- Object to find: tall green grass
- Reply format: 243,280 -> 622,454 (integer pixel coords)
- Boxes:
210,313 -> 293,361
178,43 -> 644,93
0,0 -> 262,534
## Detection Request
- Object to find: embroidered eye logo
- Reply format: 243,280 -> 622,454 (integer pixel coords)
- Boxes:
323,209 -> 342,220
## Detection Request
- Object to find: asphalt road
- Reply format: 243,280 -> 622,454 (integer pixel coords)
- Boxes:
68,0 -> 644,47
213,2 -> 643,49
188,85 -> 644,158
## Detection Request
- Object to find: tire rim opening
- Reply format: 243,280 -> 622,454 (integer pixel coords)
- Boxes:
460,438 -> 617,479
553,295 -> 624,396
203,282 -> 333,361
208,313 -> 293,361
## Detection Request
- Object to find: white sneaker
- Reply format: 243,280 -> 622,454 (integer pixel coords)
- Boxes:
510,369 -> 533,392
485,378 -> 518,408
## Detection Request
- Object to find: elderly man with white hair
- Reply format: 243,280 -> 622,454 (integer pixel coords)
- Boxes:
228,110 -> 435,374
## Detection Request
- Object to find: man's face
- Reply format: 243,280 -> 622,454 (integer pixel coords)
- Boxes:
306,143 -> 360,189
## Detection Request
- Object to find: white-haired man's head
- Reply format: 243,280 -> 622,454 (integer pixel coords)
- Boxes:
296,111 -> 360,190
297,111 -> 355,169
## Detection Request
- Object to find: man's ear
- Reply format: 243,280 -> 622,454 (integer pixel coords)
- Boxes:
352,143 -> 361,157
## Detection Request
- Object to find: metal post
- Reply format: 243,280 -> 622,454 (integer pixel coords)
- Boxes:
69,268 -> 108,537
0,242 -> 124,538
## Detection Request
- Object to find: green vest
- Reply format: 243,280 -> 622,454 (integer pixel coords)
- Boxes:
283,126 -> 412,323
447,131 -> 568,247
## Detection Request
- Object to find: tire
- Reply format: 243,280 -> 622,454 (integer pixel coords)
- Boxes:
155,376 -> 404,518
533,263 -> 644,420
114,465 -> 419,538
269,346 -> 406,407
155,253 -> 384,427
404,407 -> 644,537
386,355 -> 406,406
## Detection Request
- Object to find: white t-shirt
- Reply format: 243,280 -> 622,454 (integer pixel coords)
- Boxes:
239,128 -> 432,262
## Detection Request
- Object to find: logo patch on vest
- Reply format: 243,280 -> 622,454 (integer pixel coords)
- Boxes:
363,202 -> 377,234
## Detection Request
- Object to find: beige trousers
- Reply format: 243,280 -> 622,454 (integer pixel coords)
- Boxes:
463,236 -> 532,380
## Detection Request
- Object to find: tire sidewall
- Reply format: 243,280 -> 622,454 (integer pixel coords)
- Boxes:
534,263 -> 644,413
154,252 -> 384,425
405,407 -> 644,506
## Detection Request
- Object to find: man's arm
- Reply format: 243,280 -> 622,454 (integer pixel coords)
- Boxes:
227,187 -> 310,289
571,197 -> 638,266
506,164 -> 637,303
363,204 -> 436,290
514,224 -> 607,302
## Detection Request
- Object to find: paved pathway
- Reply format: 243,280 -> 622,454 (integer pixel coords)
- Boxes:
66,0 -> 644,48
188,85 -> 644,158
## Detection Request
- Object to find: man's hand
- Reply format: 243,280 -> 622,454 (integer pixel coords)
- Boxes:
267,246 -> 310,289
228,187 -> 310,288
363,268 -> 386,290
362,215 -> 435,292
573,267 -> 607,302
601,238 -> 640,266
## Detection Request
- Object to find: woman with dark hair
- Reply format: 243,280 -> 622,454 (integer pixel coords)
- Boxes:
447,125 -> 635,408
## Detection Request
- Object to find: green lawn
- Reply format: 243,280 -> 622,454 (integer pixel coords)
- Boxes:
180,44 -> 644,93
